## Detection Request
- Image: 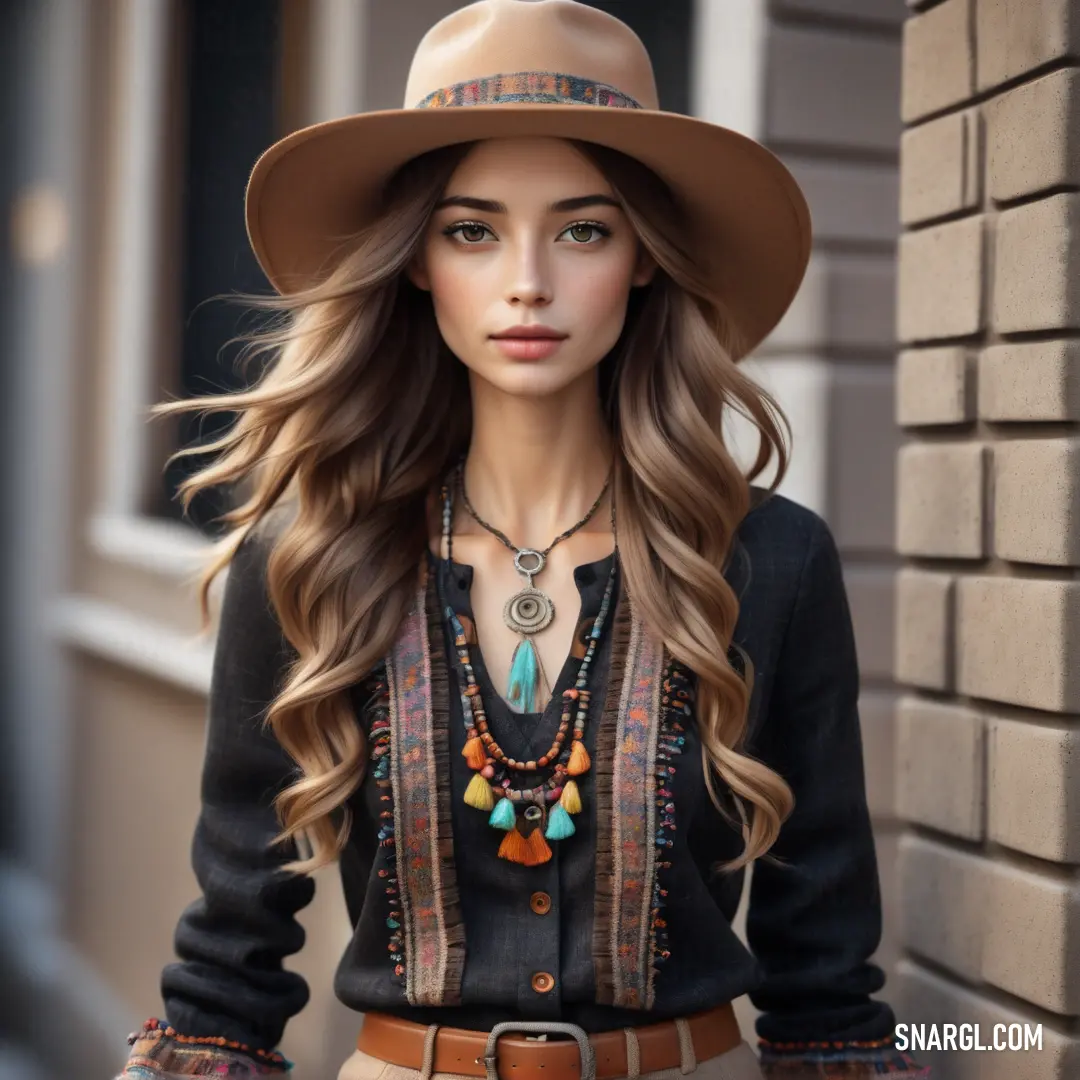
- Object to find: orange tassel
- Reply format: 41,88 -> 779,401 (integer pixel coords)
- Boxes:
523,826 -> 553,866
567,740 -> 591,776
462,736 -> 487,770
497,825 -> 530,864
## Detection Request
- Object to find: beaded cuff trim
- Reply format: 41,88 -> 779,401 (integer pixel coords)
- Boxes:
761,1038 -> 897,1050
121,1018 -> 292,1075
757,1036 -> 931,1078
414,71 -> 643,110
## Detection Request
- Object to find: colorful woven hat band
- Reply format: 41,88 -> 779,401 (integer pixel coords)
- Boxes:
414,71 -> 643,110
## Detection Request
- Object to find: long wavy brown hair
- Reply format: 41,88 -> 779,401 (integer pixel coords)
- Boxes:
158,138 -> 796,878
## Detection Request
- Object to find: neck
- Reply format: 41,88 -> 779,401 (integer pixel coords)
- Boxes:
460,371 -> 614,548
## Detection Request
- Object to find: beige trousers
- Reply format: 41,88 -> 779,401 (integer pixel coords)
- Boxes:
338,1026 -> 766,1080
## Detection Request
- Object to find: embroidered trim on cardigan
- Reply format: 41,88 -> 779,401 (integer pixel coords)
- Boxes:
385,559 -> 465,1005
650,661 -> 692,975
593,585 -> 666,1009
361,663 -> 407,986
414,71 -> 643,110
591,583 -> 626,1005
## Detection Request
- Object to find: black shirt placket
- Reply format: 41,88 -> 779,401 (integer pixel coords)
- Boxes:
439,555 -> 612,1018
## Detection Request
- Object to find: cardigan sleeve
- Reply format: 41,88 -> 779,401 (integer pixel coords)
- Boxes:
115,530 -> 314,1077
744,514 -> 931,1079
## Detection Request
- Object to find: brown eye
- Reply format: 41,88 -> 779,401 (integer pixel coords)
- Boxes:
461,224 -> 487,242
443,221 -> 494,243
560,221 -> 610,244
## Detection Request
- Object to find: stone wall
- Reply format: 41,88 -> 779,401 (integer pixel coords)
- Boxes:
895,2 -> 1080,1077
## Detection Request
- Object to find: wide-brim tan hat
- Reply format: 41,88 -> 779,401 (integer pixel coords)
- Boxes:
245,0 -> 812,359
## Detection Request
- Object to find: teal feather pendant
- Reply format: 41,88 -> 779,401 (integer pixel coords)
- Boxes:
545,804 -> 575,840
507,636 -> 539,711
489,797 -> 517,831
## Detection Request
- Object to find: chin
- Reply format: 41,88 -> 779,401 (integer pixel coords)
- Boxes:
483,361 -> 595,400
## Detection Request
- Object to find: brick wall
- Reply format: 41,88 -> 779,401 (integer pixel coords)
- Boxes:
895,2 -> 1080,1077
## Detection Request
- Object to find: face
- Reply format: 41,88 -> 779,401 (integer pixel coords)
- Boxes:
408,137 -> 655,399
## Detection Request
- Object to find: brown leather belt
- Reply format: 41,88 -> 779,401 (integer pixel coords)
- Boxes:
356,1002 -> 741,1080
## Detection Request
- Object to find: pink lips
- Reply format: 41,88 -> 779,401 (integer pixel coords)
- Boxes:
490,324 -> 568,361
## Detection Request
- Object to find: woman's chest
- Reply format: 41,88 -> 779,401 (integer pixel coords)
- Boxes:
348,586 -> 739,1010
352,563 -> 730,865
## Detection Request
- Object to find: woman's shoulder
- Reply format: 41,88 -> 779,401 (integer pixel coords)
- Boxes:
226,505 -> 295,585
730,488 -> 846,680
216,508 -> 299,644
739,484 -> 829,568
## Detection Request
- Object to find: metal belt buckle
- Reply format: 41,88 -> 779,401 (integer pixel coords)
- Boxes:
481,1020 -> 597,1080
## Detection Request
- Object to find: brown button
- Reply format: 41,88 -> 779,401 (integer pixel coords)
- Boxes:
530,891 -> 552,915
531,971 -> 555,994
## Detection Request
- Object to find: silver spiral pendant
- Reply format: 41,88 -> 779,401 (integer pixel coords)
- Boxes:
503,586 -> 555,636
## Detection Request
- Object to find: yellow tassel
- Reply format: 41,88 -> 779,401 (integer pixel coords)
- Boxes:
498,824 -> 530,863
462,736 -> 488,770
464,772 -> 494,811
560,779 -> 582,814
523,826 -> 553,866
567,740 -> 591,776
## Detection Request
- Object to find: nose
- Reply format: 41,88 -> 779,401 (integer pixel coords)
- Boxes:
504,236 -> 552,307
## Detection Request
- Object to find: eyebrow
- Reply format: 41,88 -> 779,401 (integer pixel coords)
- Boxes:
433,193 -> 621,213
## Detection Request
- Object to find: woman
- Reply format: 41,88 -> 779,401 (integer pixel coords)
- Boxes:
116,3 -> 930,1079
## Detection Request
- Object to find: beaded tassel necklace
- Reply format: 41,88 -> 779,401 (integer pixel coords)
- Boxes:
440,471 -> 618,865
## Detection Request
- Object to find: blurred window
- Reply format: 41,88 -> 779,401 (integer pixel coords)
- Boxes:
581,0 -> 693,114
159,0 -> 289,530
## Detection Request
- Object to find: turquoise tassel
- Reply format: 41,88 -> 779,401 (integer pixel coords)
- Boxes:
507,636 -> 539,711
488,798 -> 516,831
545,804 -> 576,840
